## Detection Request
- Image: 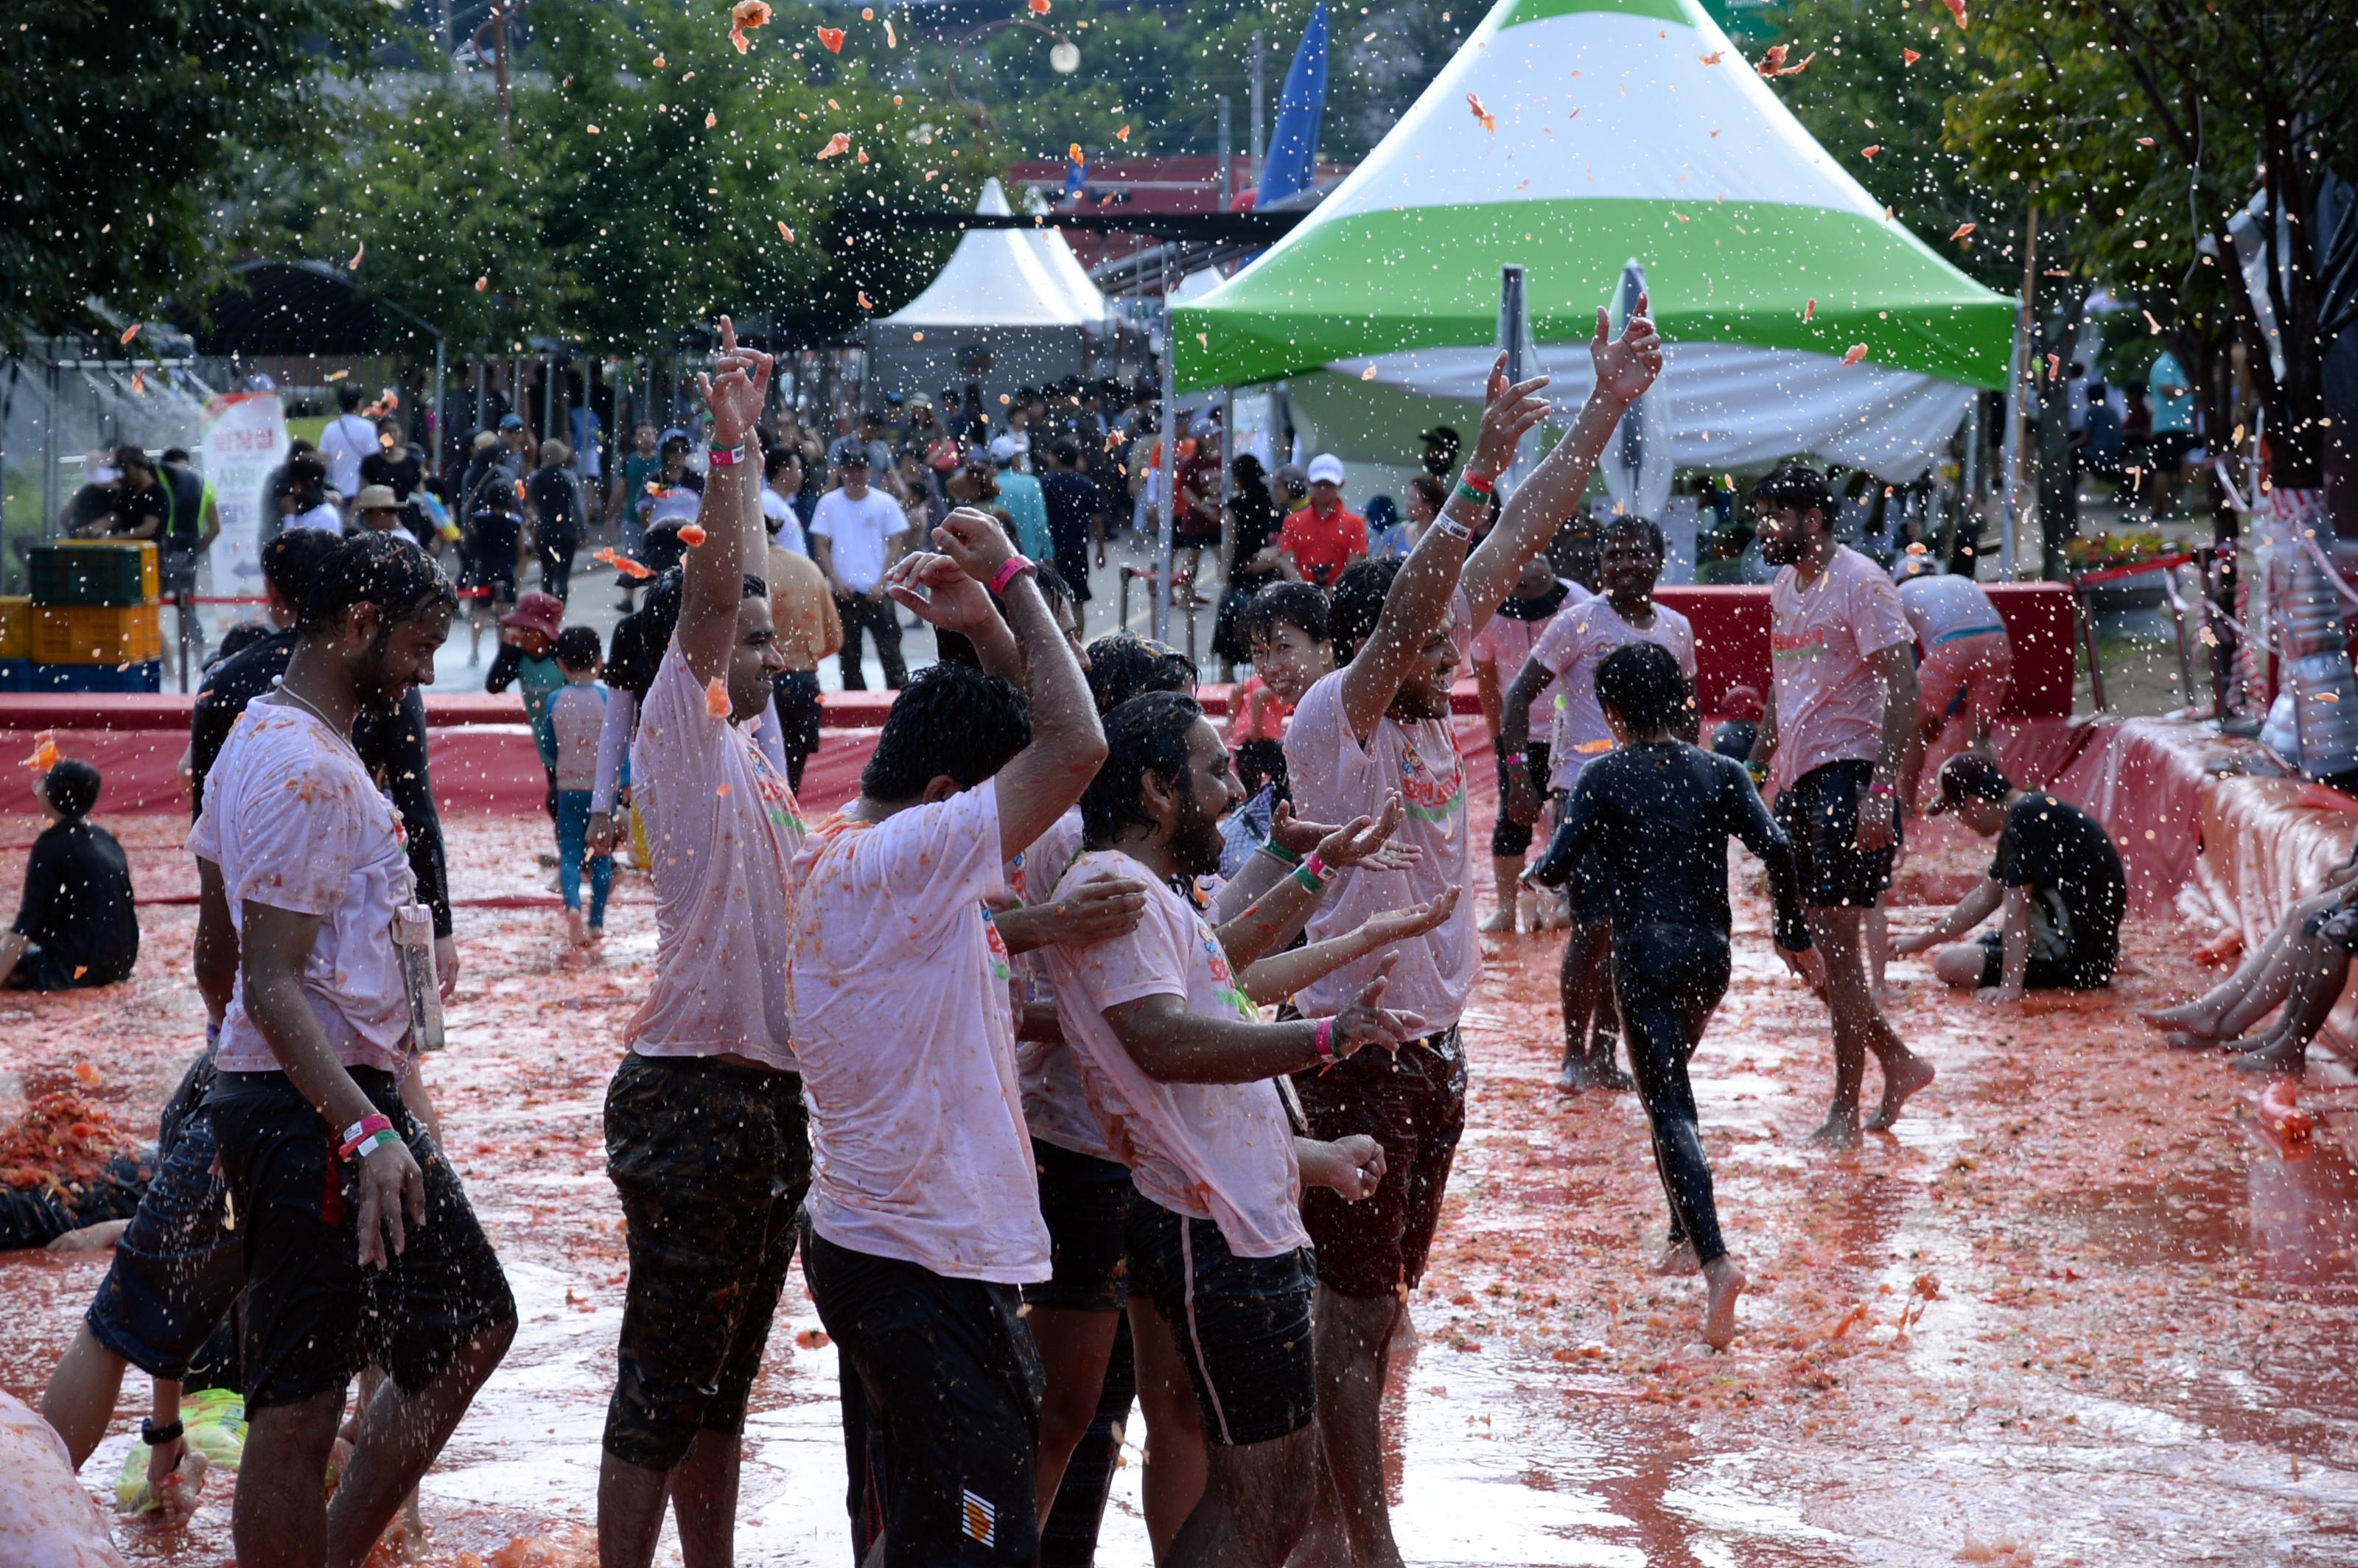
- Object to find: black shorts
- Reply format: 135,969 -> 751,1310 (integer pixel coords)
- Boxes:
1125,1196 -> 1315,1446
1774,759 -> 1900,909
802,1227 -> 1043,1568
1975,931 -> 2115,990
1490,742 -> 1552,858
774,669 -> 823,762
1022,1139 -> 1133,1313
1291,1026 -> 1466,1301
86,1053 -> 244,1380
604,1052 -> 811,1471
209,1067 -> 514,1414
2306,901 -> 2358,953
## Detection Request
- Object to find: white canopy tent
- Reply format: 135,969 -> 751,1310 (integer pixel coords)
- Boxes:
864,178 -> 1113,410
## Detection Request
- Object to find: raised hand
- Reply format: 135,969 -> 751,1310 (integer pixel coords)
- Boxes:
1356,885 -> 1461,948
697,315 -> 775,449
1469,350 -> 1553,479
1314,791 -> 1425,873
1590,290 -> 1665,407
885,550 -> 995,633
932,506 -> 1017,586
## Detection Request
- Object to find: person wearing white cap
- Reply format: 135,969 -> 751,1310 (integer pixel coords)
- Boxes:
990,434 -> 1054,565
1278,454 -> 1366,589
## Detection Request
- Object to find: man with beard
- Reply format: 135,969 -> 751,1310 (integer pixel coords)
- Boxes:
1042,690 -> 1421,1568
597,323 -> 804,1568
1743,463 -> 1937,1147
1281,304 -> 1662,1568
192,532 -> 514,1568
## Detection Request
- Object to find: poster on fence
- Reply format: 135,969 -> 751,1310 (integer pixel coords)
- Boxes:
198,392 -> 287,647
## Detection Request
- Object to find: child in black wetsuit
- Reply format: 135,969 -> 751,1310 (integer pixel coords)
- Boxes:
1530,642 -> 1812,1349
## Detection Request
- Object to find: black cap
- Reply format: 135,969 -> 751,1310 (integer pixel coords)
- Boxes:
1926,753 -> 2012,815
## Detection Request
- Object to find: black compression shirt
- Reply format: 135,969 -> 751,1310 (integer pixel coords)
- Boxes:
1541,740 -> 1811,951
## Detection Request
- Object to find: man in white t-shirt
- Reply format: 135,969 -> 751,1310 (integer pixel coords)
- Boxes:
597,322 -> 803,1568
788,508 -> 1105,1567
315,384 -> 379,503
808,449 -> 910,689
189,531 -> 514,1568
1746,463 -> 1937,1149
1892,549 -> 2012,811
1044,691 -> 1414,1568
1502,514 -> 1696,1091
1281,307 -> 1662,1568
762,445 -> 808,557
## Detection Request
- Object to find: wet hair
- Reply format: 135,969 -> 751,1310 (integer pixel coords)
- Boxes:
1750,463 -> 1836,527
1937,752 -> 2012,808
1245,581 -> 1329,648
298,532 -> 458,637
262,528 -> 341,609
1594,641 -> 1689,735
556,626 -> 604,673
937,563 -> 1075,669
470,469 -> 522,520
1231,453 -> 1268,493
1051,438 -> 1082,467
1328,557 -> 1402,665
337,384 -> 364,412
1600,512 -> 1666,554
606,569 -> 685,704
1084,634 -> 1197,714
1082,692 -> 1204,845
861,662 -> 1031,802
42,758 -> 101,822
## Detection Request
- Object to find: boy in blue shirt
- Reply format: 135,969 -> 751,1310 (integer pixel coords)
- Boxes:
546,626 -> 613,943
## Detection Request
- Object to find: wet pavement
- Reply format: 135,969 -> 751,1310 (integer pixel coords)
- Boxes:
2,811 -> 2354,1566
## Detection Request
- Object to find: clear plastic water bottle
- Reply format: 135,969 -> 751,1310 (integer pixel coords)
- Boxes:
394,903 -> 446,1052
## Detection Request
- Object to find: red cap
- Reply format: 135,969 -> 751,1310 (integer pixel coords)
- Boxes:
500,592 -> 565,642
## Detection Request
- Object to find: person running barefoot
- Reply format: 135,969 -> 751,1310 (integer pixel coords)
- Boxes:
194,532 -> 514,1568
1043,691 -> 1427,1568
1501,514 -> 1694,1091
1531,643 -> 1811,1349
598,321 -> 802,1568
1743,463 -> 1937,1149
787,508 -> 1105,1567
1283,304 -> 1661,1568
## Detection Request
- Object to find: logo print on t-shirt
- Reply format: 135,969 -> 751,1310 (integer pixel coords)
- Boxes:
1396,729 -> 1464,826
982,910 -> 1012,983
1198,920 -> 1256,1021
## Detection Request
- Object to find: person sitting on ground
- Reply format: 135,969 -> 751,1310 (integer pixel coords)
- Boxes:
2178,895 -> 2358,1077
1895,755 -> 2126,1003
3,760 -> 137,991
2139,842 -> 2358,1050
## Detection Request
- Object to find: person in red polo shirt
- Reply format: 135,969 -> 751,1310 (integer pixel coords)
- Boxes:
1278,454 -> 1368,589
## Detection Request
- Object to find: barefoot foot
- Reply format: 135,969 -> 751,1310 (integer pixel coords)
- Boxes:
2138,999 -> 2221,1032
2164,1031 -> 2221,1051
1701,1256 -> 1746,1351
1588,1047 -> 1634,1093
1806,1111 -> 1863,1150
1477,905 -> 1518,934
2232,1037 -> 2309,1074
1866,1054 -> 1937,1132
1556,1052 -> 1599,1093
1655,1239 -> 1698,1276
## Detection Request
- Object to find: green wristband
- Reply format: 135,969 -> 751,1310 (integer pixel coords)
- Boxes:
1261,839 -> 1303,867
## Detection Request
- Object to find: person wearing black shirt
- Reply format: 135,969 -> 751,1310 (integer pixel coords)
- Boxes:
1898,755 -> 2127,1001
1039,438 -> 1099,615
359,416 -> 428,542
1530,642 -> 1810,1351
525,441 -> 584,601
2,760 -> 137,991
187,531 -> 455,965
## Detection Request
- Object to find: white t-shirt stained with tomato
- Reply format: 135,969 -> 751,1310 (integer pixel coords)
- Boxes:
189,698 -> 415,1076
1040,850 -> 1309,1257
1530,596 -> 1697,793
1768,545 -> 1916,796
1283,601 -> 1475,1032
1009,809 -> 1113,1161
788,785 -> 1050,1284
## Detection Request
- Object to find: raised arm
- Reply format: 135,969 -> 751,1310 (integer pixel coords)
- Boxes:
678,317 -> 774,683
1337,362 -> 1550,741
1239,888 -> 1458,1004
1102,967 -> 1421,1085
1461,300 -> 1664,637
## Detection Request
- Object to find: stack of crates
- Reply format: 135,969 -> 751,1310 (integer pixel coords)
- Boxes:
15,541 -> 163,693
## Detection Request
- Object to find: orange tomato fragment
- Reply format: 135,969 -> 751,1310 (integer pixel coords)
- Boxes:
1841,343 -> 1869,365
817,132 -> 851,159
1466,91 -> 1496,133
706,678 -> 732,718
778,220 -> 796,242
677,523 -> 708,547
1902,47 -> 1922,64
1803,299 -> 1816,322
816,25 -> 844,52
1950,221 -> 1976,241
119,323 -> 141,346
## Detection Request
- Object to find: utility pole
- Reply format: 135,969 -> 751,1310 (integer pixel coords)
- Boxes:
1217,96 -> 1232,211
1249,32 -> 1266,191
472,2 -> 517,147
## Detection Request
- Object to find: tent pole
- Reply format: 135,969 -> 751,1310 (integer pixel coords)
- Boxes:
1155,254 -> 1178,643
2005,206 -> 2038,581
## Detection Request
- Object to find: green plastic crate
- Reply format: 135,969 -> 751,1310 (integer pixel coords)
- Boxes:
29,540 -> 159,606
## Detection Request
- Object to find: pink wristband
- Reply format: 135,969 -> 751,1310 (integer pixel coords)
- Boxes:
338,1113 -> 393,1159
707,443 -> 749,467
1312,1017 -> 1336,1067
988,554 -> 1034,596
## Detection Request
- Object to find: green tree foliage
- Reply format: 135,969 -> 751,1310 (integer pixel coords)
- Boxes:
0,0 -> 383,345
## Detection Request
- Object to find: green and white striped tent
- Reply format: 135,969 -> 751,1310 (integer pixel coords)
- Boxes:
1172,0 -> 2013,480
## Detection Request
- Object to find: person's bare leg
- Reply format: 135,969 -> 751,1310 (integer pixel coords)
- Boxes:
1130,1296 -> 1207,1564
1655,1238 -> 1698,1275
2143,891 -> 2335,1033
36,1325 -> 130,1469
1587,953 -> 1632,1091
326,1321 -> 514,1568
1169,1427 -> 1320,1568
1557,920 -> 1612,1091
1867,899 -> 1892,1001
1806,909 -> 1933,1144
1310,1285 -> 1407,1568
237,1389 -> 345,1568
1030,1306 -> 1124,1526
1929,943 -> 1987,990
668,1429 -> 744,1568
1478,856 -> 1522,934
2229,944 -> 2348,1074
598,1453 -> 674,1568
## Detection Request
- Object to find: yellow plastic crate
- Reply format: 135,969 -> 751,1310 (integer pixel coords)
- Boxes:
32,602 -> 162,665
0,598 -> 29,660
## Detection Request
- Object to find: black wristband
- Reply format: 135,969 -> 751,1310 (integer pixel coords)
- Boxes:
141,1417 -> 184,1446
